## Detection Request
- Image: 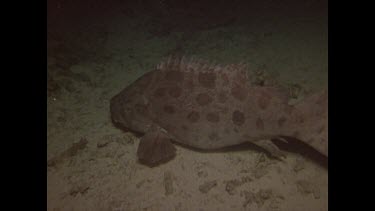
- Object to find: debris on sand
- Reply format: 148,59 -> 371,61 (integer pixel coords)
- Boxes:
199,180 -> 217,194
47,137 -> 88,168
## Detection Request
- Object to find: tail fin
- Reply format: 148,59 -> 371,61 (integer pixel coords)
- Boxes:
293,89 -> 328,156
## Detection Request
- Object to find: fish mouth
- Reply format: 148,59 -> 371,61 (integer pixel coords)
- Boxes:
110,117 -> 144,137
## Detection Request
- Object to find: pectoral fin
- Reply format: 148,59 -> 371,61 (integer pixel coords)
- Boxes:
137,125 -> 176,167
252,139 -> 287,160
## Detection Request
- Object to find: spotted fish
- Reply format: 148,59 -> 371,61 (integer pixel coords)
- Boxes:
110,56 -> 328,166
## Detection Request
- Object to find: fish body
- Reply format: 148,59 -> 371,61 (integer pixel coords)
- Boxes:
110,56 -> 328,166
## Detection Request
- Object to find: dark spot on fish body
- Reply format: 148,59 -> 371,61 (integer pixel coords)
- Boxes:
196,93 -> 213,106
198,72 -> 216,89
232,110 -> 245,126
168,86 -> 182,98
154,87 -> 167,97
187,111 -> 200,123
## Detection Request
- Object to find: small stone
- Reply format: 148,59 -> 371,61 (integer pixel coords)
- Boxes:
97,137 -> 113,148
71,72 -> 91,84
242,191 -> 255,208
61,79 -> 76,93
136,180 -> 146,189
296,180 -> 315,196
164,171 -> 174,196
224,176 -> 252,195
241,176 -> 253,183
225,179 -> 242,195
136,179 -> 152,189
269,197 -> 284,210
57,116 -> 66,123
254,189 -> 273,207
313,187 -> 321,199
116,133 -> 135,145
199,180 -> 217,194
253,167 -> 268,179
47,138 -> 88,168
123,134 -> 135,145
293,157 -> 305,172
197,170 -> 208,178
69,183 -> 90,196
259,189 -> 272,200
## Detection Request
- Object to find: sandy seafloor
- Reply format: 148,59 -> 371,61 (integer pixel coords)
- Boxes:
47,1 -> 328,210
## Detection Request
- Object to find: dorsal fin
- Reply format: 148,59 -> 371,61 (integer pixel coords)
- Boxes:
156,55 -> 250,82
